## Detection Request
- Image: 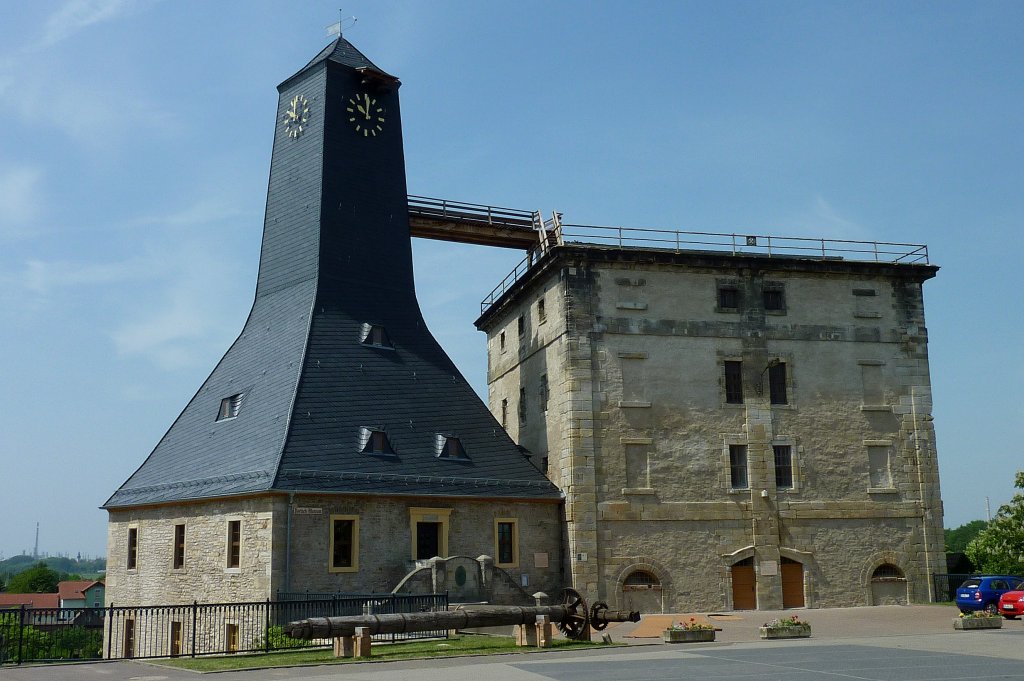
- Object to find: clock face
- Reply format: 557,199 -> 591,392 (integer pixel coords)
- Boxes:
347,92 -> 386,137
283,95 -> 310,138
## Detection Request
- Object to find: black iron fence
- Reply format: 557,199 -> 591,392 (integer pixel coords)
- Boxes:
932,573 -> 980,602
0,593 -> 447,665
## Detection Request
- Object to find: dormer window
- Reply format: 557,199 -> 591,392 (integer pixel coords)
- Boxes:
217,393 -> 244,421
435,434 -> 468,460
360,323 -> 393,349
359,427 -> 395,455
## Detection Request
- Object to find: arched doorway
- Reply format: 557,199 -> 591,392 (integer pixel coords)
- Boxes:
621,569 -> 663,614
781,557 -> 805,608
870,564 -> 908,605
731,557 -> 756,610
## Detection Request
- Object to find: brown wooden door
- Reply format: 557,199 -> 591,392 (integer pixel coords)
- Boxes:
781,559 -> 805,608
731,560 -> 756,610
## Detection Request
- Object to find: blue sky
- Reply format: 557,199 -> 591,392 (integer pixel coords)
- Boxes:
0,0 -> 1020,560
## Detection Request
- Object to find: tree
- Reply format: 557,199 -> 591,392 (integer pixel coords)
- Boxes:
966,471 -> 1024,575
5,562 -> 60,594
945,519 -> 988,553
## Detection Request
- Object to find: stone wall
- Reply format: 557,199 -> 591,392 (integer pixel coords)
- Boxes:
105,496 -> 280,607
283,494 -> 564,597
478,248 -> 944,611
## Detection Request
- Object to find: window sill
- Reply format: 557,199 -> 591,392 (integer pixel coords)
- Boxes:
224,568 -> 241,575
615,301 -> 648,311
860,405 -> 891,412
728,488 -> 750,494
854,312 -> 882,319
328,566 -> 359,574
618,400 -> 652,408
622,487 -> 656,496
867,487 -> 899,495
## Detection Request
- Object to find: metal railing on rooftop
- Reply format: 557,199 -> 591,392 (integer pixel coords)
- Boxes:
408,195 -> 536,230
480,221 -> 930,314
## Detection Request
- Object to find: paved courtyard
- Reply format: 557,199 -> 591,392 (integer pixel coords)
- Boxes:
4,605 -> 1023,680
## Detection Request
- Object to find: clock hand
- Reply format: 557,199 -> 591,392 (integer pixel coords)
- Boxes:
364,94 -> 372,119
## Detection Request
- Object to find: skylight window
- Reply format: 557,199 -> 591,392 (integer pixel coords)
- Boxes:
359,427 -> 395,455
360,323 -> 393,349
217,393 -> 244,421
435,434 -> 468,460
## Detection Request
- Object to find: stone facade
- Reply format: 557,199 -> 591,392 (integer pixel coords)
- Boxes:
478,246 -> 945,611
105,493 -> 563,606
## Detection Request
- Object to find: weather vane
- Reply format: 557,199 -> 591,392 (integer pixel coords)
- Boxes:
326,10 -> 357,38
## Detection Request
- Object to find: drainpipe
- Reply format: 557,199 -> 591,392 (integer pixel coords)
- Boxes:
285,493 -> 295,593
911,387 -> 935,602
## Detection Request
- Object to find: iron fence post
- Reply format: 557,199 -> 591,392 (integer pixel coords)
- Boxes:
190,600 -> 197,658
265,599 -> 271,653
106,603 -> 113,660
17,605 -> 24,665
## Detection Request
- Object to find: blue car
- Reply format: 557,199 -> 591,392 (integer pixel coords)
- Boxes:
956,575 -> 1024,614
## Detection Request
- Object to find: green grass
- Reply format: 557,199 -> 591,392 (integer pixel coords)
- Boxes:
148,634 -> 606,672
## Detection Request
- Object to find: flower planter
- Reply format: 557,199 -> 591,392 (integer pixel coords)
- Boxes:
662,629 -> 716,643
954,617 -> 1002,631
759,624 -> 812,639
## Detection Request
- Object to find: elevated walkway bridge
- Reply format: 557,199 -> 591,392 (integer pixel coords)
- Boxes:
405,195 -> 930,314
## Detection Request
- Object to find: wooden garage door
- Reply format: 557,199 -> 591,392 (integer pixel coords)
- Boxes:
781,557 -> 805,608
731,558 -> 756,610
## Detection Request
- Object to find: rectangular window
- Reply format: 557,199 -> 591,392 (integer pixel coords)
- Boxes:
537,297 -> 546,323
517,315 -> 525,337
860,364 -> 884,405
763,287 -> 785,311
495,519 -> 519,567
225,623 -> 239,653
518,386 -> 527,423
724,361 -> 743,404
329,515 -> 359,572
126,527 -> 138,570
499,331 -> 506,353
409,507 -> 452,561
226,520 -> 241,569
729,445 -> 748,490
169,621 -> 182,657
774,445 -> 793,489
539,374 -> 549,411
501,399 -> 508,428
172,524 -> 185,569
717,285 -> 740,310
868,446 -> 893,488
768,362 -> 788,405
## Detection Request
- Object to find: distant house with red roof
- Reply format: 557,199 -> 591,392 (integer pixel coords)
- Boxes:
0,593 -> 61,625
57,580 -> 105,609
0,593 -> 59,609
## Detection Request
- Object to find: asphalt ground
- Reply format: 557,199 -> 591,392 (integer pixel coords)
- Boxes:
4,605 -> 1023,680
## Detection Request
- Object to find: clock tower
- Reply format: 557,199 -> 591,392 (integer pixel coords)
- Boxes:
105,36 -> 561,600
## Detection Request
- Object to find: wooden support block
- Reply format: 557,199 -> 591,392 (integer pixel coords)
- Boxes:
333,636 -> 354,658
354,626 -> 372,657
515,623 -> 538,647
535,614 -> 552,648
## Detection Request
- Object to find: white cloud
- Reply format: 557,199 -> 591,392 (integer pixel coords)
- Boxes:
22,256 -> 157,295
40,0 -> 140,47
780,196 -> 873,241
0,166 -> 44,241
110,243 -> 247,370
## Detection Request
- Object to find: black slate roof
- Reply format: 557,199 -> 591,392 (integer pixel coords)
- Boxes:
104,38 -> 559,509
280,37 -> 394,90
